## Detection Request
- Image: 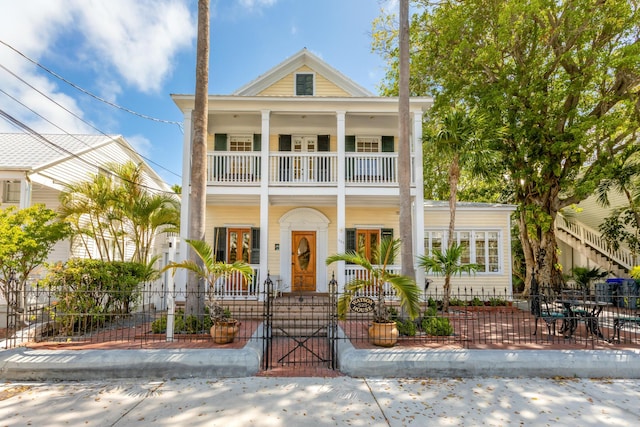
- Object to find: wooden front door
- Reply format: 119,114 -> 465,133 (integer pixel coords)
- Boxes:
291,231 -> 316,292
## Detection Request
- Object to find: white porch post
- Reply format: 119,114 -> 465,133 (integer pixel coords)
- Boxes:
336,111 -> 346,290
413,110 -> 426,289
19,177 -> 31,209
260,110 -> 271,298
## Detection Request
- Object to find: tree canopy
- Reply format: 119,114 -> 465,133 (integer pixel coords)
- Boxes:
374,0 -> 640,292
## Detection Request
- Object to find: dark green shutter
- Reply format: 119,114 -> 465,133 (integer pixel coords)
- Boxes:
250,228 -> 260,264
214,134 -> 227,151
381,228 -> 395,263
345,228 -> 356,265
253,134 -> 261,151
318,135 -> 330,152
382,136 -> 394,152
318,135 -> 330,182
346,229 -> 356,253
278,135 -> 291,181
278,135 -> 291,151
214,227 -> 227,262
345,135 -> 356,152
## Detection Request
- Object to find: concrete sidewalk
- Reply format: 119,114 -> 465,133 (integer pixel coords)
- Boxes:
2,376 -> 639,426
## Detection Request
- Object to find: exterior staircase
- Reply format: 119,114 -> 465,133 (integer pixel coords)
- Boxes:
269,293 -> 334,337
555,215 -> 637,277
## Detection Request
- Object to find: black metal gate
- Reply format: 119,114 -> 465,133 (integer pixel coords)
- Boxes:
262,277 -> 337,371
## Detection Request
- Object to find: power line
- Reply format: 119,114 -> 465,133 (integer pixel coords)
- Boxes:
0,63 -> 181,179
0,39 -> 184,130
0,107 -> 179,196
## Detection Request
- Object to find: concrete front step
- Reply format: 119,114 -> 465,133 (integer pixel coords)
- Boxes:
270,293 -> 333,337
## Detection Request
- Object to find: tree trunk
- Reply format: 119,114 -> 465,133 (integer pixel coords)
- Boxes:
398,0 -> 415,281
447,154 -> 459,247
186,0 -> 209,318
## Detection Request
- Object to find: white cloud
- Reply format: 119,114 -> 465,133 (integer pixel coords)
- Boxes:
126,134 -> 153,158
72,0 -> 195,94
0,0 -> 195,135
238,0 -> 278,12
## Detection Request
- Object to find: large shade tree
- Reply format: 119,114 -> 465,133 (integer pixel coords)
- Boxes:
374,0 -> 640,294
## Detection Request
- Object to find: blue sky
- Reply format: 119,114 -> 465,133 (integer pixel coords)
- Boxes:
0,0 -> 396,187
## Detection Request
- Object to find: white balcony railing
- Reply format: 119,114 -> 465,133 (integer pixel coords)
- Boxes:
268,152 -> 338,184
207,152 -> 415,186
344,265 -> 401,299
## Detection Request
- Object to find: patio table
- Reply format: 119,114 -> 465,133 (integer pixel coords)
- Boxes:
556,299 -> 611,340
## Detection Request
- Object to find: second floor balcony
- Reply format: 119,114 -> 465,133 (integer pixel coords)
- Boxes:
207,152 -> 416,187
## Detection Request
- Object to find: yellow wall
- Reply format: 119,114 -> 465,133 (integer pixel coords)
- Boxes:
258,66 -> 351,97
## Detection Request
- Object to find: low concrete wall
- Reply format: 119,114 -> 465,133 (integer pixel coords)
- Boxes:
0,325 -> 265,381
337,328 -> 640,378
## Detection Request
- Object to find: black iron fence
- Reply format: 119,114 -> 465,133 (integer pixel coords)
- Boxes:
2,280 -> 640,352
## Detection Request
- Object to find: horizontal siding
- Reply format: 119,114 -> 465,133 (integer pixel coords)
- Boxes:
257,66 -> 350,97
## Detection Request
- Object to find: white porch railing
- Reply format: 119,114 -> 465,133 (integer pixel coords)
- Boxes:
268,152 -> 338,184
206,152 -> 415,185
211,266 -> 260,299
556,215 -> 638,270
207,152 -> 261,183
344,265 -> 401,299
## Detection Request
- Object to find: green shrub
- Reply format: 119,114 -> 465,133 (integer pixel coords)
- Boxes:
489,297 -> 507,306
421,307 -> 454,336
396,319 -> 417,336
470,297 -> 484,306
449,297 -> 466,307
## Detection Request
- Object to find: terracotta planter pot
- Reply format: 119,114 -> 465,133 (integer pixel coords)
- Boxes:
210,320 -> 239,344
368,321 -> 398,347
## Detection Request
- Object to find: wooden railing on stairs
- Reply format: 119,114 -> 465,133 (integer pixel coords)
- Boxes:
555,214 -> 638,271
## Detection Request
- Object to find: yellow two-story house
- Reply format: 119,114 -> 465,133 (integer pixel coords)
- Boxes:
172,49 -> 515,299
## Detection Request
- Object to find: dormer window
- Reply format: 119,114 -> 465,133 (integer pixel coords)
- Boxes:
295,73 -> 314,96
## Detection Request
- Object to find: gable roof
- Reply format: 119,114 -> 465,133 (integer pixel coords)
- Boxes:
233,48 -> 374,97
0,133 -> 170,193
0,133 -> 115,170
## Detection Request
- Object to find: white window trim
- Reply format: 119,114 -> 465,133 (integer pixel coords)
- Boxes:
294,72 -> 315,96
355,135 -> 381,153
2,180 -> 21,203
424,228 -> 503,274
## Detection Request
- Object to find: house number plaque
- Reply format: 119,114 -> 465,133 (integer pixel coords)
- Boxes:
349,296 -> 375,313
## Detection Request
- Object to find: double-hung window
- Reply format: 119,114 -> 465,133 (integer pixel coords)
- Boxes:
424,229 -> 501,273
2,181 -> 20,203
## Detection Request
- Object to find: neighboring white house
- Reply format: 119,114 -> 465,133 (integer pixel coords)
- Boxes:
0,133 -> 177,310
171,48 -> 517,300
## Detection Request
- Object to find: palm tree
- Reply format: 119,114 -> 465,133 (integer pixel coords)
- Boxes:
162,239 -> 253,322
326,237 -> 421,323
186,0 -> 210,318
398,0 -> 414,281
418,243 -> 478,312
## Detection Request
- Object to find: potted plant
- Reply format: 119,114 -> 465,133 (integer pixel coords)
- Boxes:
326,237 -> 421,347
162,239 -> 253,344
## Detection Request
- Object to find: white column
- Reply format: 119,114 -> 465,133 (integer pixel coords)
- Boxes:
336,111 -> 346,289
413,110 -> 426,288
260,110 -> 271,298
19,177 -> 32,209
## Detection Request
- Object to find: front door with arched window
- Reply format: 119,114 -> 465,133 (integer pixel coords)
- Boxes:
291,231 -> 316,292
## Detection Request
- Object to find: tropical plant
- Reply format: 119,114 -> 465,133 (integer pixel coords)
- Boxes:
418,243 -> 478,312
326,237 -> 421,323
161,239 -> 253,323
569,266 -> 608,293
59,160 -> 180,263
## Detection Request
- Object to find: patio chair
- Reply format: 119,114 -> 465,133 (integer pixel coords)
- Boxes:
532,294 -> 566,337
